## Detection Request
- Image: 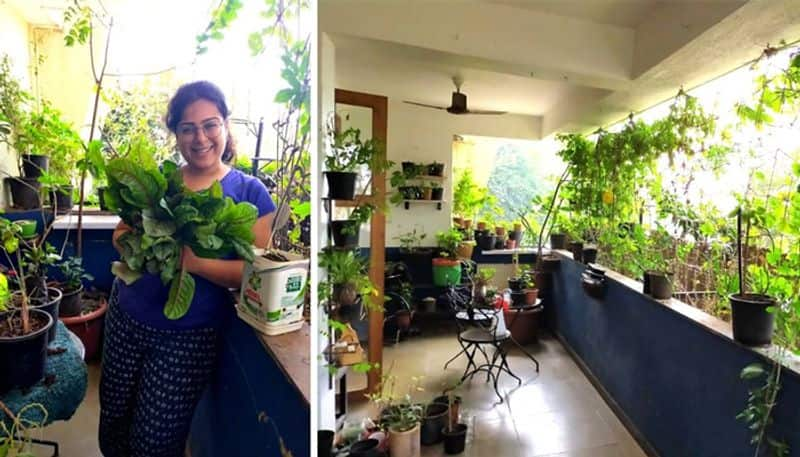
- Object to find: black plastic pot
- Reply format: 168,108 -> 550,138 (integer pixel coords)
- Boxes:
569,241 -> 584,263
401,161 -> 417,174
22,154 -> 48,178
50,185 -> 74,213
324,171 -> 358,200
331,220 -> 359,247
6,177 -> 42,209
421,402 -> 449,445
428,162 -> 445,177
431,187 -> 444,200
582,247 -> 598,264
581,273 -> 606,299
441,423 -> 468,455
508,277 -> 523,291
538,255 -> 561,273
508,230 -> 522,241
730,294 -> 776,346
644,271 -> 672,299
410,186 -> 424,200
0,309 -> 53,394
477,234 -> 496,251
494,237 -> 505,249
98,186 -> 109,211
550,233 -> 567,249
348,438 -> 385,457
58,285 -> 84,317
317,430 -> 335,457
24,287 -> 62,343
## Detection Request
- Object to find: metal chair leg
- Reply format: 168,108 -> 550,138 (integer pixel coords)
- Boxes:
509,335 -> 540,372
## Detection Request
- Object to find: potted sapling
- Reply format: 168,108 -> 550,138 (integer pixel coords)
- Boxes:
432,229 -> 464,287
324,122 -> 384,200
440,383 -> 468,454
55,256 -> 93,317
370,372 -> 424,457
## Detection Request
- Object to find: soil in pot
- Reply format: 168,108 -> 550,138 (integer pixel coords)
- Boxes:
730,293 -> 776,346
13,287 -> 62,343
324,171 -> 358,200
6,177 -> 42,209
441,423 -> 468,455
58,284 -> 84,317
0,309 -> 53,394
550,233 -> 567,249
22,154 -> 48,178
331,220 -> 360,247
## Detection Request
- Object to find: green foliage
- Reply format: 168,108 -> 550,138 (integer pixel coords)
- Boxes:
737,362 -> 789,456
107,155 -> 257,319
0,403 -> 49,457
317,249 -> 377,307
324,127 -> 386,173
367,370 -> 424,433
0,272 -> 8,312
486,144 -> 541,223
195,0 -> 243,54
452,168 -> 497,220
736,47 -> 800,127
395,227 -> 428,253
435,229 -> 463,259
63,2 -> 93,47
57,256 -> 93,290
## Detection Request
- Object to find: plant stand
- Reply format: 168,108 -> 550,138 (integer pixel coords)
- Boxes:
1,322 -> 88,456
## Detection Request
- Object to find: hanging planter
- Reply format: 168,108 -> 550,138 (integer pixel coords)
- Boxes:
0,309 -> 53,394
331,220 -> 360,247
324,171 -> 358,200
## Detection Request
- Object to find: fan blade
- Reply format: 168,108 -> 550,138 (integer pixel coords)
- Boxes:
465,109 -> 507,115
403,101 -> 448,110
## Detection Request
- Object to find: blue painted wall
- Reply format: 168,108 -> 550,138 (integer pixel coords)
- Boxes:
190,315 -> 310,457
549,255 -> 800,457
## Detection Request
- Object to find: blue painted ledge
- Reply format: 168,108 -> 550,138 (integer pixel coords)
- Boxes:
549,252 -> 800,457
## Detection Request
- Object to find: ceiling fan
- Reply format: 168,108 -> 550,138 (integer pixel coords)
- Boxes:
403,76 -> 507,115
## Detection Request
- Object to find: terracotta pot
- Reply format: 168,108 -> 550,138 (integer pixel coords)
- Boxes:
524,288 -> 539,305
495,226 -> 506,237
389,423 -> 421,457
477,221 -> 487,231
505,238 -> 516,249
60,295 -> 108,360
462,219 -> 473,229
452,216 -> 463,227
421,187 -> 433,200
455,242 -> 474,260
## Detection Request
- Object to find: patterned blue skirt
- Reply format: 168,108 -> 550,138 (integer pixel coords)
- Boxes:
98,281 -> 219,457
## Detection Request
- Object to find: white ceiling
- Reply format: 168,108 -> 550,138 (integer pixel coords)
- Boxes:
486,0 -> 660,28
321,0 -> 800,136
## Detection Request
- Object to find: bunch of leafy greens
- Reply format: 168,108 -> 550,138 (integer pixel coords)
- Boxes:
105,143 -> 257,319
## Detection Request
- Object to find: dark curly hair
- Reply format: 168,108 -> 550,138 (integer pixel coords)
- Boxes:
165,80 -> 236,164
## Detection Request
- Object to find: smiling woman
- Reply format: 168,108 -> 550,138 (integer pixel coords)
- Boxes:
98,80 -> 276,457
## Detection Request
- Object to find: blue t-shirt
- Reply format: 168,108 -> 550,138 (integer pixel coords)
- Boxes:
117,168 -> 276,330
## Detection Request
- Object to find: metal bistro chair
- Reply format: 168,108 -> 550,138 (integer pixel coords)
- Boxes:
444,284 -> 522,403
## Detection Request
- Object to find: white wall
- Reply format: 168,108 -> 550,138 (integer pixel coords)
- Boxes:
379,99 -> 541,246
0,4 -> 30,207
316,32 -> 336,432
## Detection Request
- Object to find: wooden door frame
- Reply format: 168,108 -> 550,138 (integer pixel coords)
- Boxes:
335,89 -> 387,394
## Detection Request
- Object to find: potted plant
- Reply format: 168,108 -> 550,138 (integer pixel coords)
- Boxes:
390,163 -> 421,205
439,384 -> 467,455
0,222 -> 55,394
430,182 -> 444,201
428,161 -> 445,177
420,400 -> 449,445
38,171 -> 74,214
432,229 -> 464,287
318,249 -> 377,323
472,267 -> 495,303
522,271 -> 538,305
324,125 -> 383,200
369,372 -> 424,457
55,256 -> 94,317
730,207 -> 778,346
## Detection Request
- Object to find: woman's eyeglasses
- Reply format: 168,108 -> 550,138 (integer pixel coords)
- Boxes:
177,120 -> 223,140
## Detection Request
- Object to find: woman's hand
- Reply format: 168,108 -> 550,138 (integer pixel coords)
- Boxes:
112,221 -> 133,254
181,245 -> 201,274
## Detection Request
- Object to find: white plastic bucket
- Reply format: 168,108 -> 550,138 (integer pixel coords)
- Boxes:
240,249 -> 309,326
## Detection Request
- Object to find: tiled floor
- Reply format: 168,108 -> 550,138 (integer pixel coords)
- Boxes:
347,325 -> 648,457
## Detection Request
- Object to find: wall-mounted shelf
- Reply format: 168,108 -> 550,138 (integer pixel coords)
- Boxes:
402,199 -> 445,210
407,175 -> 445,182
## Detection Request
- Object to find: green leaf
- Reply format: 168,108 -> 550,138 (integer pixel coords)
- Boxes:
274,88 -> 293,103
164,269 -> 195,320
142,214 -> 177,237
111,261 -> 143,285
740,363 -> 766,380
